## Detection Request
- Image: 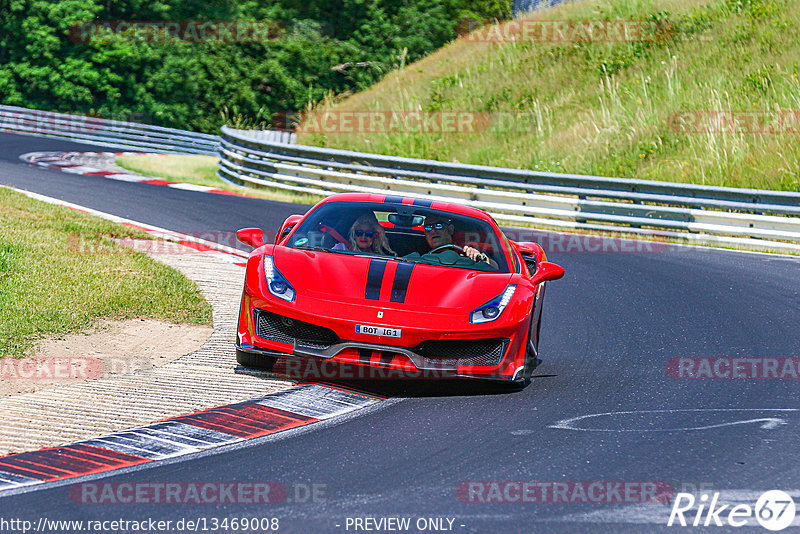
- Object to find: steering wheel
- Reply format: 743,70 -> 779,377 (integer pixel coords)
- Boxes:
429,244 -> 464,254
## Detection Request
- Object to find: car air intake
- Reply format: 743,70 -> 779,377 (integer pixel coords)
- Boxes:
415,339 -> 507,367
254,309 -> 339,349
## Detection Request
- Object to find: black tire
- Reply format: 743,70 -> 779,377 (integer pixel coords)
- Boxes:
522,283 -> 546,381
522,316 -> 542,379
236,348 -> 277,370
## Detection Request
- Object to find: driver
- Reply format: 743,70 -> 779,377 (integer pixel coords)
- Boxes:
420,214 -> 498,268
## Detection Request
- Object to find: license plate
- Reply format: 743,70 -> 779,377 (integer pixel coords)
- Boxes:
355,324 -> 401,338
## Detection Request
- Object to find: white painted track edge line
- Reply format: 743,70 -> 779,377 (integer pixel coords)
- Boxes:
1,184 -> 248,260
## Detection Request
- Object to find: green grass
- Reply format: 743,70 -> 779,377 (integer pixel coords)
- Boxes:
298,0 -> 800,192
0,188 -> 212,358
116,154 -> 323,205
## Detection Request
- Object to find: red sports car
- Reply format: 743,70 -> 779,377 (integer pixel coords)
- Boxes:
235,193 -> 564,384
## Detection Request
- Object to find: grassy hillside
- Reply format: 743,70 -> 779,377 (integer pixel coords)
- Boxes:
298,0 -> 800,191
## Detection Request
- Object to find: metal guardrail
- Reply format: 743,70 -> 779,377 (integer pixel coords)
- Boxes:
0,105 -> 220,154
218,125 -> 800,252
1,105 -> 296,155
230,129 -> 297,144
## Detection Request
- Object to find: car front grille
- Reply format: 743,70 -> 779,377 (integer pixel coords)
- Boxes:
415,339 -> 507,367
254,309 -> 506,368
254,309 -> 339,348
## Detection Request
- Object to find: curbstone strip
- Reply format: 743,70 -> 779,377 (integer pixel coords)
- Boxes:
0,235 -> 290,457
0,185 -> 388,491
0,385 -> 384,490
0,190 -> 385,491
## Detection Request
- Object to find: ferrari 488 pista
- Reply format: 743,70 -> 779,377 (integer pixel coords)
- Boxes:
235,193 -> 564,384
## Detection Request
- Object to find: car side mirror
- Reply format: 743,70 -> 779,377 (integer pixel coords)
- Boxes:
277,224 -> 295,244
276,214 -> 303,244
530,261 -> 565,285
236,228 -> 265,249
512,241 -> 545,276
521,253 -> 537,275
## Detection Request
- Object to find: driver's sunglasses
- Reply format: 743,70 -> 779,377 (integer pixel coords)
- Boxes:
423,223 -> 446,232
354,230 -> 375,238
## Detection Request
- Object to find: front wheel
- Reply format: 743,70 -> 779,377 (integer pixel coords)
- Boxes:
236,348 -> 277,370
522,283 -> 546,381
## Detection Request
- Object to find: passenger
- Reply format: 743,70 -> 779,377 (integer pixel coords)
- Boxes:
419,214 -> 498,268
334,213 -> 395,255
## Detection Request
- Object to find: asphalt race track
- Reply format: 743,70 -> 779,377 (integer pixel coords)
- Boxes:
0,133 -> 305,235
1,132 -> 799,533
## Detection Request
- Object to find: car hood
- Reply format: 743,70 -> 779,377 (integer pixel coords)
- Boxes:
273,247 -> 513,312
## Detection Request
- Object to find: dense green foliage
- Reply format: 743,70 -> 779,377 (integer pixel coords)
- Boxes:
0,0 -> 511,133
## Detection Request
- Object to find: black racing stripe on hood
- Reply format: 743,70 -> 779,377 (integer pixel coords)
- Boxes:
365,258 -> 388,300
384,195 -> 403,204
390,262 -> 414,303
412,198 -> 433,207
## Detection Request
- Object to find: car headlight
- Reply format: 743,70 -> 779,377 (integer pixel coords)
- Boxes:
264,256 -> 295,302
470,285 -> 516,324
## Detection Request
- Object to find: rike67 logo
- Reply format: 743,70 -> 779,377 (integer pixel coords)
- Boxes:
668,490 -> 796,531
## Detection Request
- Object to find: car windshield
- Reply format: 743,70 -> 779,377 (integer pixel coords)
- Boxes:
287,201 -> 510,273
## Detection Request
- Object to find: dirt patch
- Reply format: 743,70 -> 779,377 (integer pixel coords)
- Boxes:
0,319 -> 212,398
